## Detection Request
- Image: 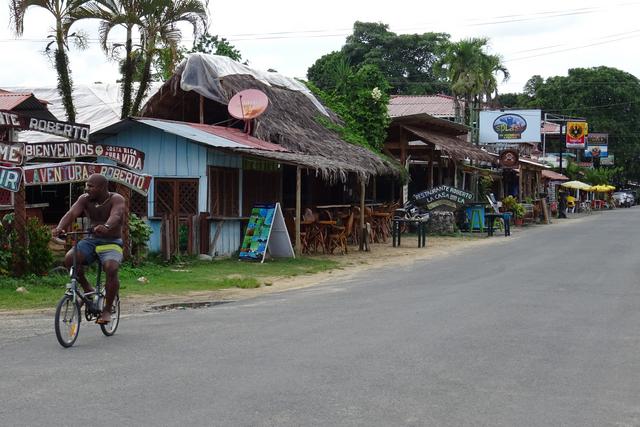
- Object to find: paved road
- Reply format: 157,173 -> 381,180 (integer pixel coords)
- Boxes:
2,208 -> 640,426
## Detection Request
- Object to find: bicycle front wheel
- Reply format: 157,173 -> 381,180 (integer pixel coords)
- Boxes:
100,294 -> 120,337
54,294 -> 80,348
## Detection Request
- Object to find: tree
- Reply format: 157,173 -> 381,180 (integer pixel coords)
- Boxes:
154,32 -> 244,81
73,0 -> 140,118
308,22 -> 450,95
130,0 -> 208,115
533,67 -> 640,182
440,37 -> 509,124
10,0 -> 86,121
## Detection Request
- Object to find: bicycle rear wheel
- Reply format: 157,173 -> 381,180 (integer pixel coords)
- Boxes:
54,294 -> 80,348
100,294 -> 120,336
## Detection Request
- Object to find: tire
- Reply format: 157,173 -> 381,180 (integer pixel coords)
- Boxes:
100,294 -> 120,337
54,294 -> 81,348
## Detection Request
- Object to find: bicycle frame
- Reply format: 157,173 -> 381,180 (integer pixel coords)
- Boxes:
63,231 -> 104,318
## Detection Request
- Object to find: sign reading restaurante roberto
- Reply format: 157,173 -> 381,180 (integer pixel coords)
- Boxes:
413,185 -> 474,210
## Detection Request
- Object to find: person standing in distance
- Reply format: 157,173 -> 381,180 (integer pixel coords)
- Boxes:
53,174 -> 126,324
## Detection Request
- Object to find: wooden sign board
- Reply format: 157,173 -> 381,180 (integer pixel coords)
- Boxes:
23,162 -> 151,195
0,165 -> 23,192
0,142 -> 24,165
239,202 -> 294,263
0,109 -> 90,142
24,142 -> 145,170
413,185 -> 474,211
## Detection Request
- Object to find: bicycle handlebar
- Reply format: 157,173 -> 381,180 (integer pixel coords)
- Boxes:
52,228 -> 94,243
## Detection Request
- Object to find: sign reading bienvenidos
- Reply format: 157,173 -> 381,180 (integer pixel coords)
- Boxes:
0,109 -> 90,142
413,185 -> 474,211
24,141 -> 145,170
23,162 -> 152,196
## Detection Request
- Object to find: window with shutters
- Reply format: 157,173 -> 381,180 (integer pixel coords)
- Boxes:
154,178 -> 199,216
209,167 -> 239,217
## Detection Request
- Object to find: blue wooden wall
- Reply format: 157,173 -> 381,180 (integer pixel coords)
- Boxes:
98,122 -> 244,255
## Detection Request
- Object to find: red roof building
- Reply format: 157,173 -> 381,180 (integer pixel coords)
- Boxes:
388,94 -> 463,120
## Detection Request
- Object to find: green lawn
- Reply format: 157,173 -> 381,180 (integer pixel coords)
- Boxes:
0,257 -> 339,311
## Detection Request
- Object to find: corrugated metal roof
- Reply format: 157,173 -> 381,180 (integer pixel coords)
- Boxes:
0,91 -> 36,110
542,170 -> 569,180
389,95 -> 463,118
189,122 -> 287,151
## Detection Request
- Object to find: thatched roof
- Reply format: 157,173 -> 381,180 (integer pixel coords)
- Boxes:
141,55 -> 400,183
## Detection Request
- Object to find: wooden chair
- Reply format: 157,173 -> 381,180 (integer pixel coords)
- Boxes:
328,212 -> 354,254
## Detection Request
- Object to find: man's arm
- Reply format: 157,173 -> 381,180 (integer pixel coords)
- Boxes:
53,195 -> 87,236
94,194 -> 125,237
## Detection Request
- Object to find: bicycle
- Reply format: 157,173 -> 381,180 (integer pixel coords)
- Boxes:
54,230 -> 120,348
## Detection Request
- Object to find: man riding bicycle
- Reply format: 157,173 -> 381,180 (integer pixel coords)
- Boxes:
53,174 -> 126,325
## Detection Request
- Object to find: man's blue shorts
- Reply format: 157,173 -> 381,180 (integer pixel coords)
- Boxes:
76,238 -> 124,265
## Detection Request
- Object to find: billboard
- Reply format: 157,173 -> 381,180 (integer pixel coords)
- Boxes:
584,133 -> 608,158
479,110 -> 541,144
566,121 -> 588,149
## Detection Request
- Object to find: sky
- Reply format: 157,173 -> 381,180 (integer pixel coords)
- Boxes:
1,0 -> 640,94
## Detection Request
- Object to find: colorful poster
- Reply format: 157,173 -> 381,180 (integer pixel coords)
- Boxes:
239,202 -> 294,262
239,204 -> 276,261
566,121 -> 588,149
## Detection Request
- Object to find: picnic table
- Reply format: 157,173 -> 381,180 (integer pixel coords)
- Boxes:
392,218 -> 427,248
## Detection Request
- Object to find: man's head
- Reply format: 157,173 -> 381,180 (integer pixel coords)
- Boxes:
85,174 -> 108,201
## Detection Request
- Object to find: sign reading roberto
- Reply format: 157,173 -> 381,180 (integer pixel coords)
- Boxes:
413,185 -> 474,210
0,109 -> 90,142
23,162 -> 151,195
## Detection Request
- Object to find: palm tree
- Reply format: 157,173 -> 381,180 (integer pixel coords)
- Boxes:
10,0 -> 85,122
440,38 -> 509,126
73,0 -> 140,119
131,0 -> 208,114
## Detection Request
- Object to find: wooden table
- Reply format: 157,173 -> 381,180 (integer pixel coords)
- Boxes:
484,212 -> 511,237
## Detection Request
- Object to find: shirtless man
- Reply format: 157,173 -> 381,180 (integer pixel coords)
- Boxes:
53,174 -> 126,324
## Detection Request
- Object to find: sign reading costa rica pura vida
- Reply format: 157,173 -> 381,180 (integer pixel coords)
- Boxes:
23,162 -> 151,196
413,185 -> 474,210
0,109 -> 90,142
24,141 -> 145,170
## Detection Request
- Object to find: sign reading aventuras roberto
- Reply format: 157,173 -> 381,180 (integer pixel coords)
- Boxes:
23,162 -> 151,195
413,186 -> 474,210
479,109 -> 542,144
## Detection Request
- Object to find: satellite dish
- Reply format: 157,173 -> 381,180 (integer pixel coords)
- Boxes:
227,89 -> 269,120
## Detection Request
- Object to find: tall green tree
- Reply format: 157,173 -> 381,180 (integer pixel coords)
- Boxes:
440,37 -> 509,124
130,0 -> 208,115
308,22 -> 449,95
533,67 -> 640,182
74,0 -> 140,119
10,0 -> 86,122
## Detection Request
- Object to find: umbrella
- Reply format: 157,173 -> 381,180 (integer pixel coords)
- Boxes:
561,180 -> 593,191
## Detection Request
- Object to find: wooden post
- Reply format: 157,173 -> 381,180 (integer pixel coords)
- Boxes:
8,129 -> 26,275
115,184 -> 131,260
428,146 -> 434,188
359,178 -> 368,252
295,166 -> 301,255
199,95 -> 204,124
453,162 -> 458,188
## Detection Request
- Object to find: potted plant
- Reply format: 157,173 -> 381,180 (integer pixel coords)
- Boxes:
512,203 -> 525,226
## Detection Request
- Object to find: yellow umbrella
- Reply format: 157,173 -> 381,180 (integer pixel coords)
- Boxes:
561,180 -> 593,190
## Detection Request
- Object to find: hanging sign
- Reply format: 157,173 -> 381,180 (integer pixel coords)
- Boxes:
566,121 -> 588,149
239,202 -> 294,262
412,185 -> 474,211
24,142 -> 145,170
22,162 -> 151,195
0,165 -> 23,192
584,133 -> 608,158
0,142 -> 24,165
0,109 -> 90,142
499,149 -> 519,168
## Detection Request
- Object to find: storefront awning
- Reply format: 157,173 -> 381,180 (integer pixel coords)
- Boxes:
403,126 -> 496,164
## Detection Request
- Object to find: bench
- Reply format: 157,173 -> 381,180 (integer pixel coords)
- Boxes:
521,203 -> 535,224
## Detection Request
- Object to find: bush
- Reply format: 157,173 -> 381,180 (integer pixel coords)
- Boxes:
0,213 -> 15,275
129,213 -> 153,265
26,217 -> 53,275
